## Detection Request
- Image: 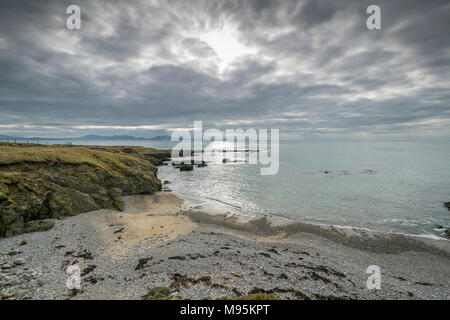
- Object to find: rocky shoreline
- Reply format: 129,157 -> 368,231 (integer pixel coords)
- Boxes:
1,192 -> 449,300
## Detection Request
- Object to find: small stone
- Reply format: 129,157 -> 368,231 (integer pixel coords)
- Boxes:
18,239 -> 28,246
13,258 -> 26,265
23,273 -> 33,280
8,250 -> 21,256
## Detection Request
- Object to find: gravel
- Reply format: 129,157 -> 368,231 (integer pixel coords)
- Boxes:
1,205 -> 449,300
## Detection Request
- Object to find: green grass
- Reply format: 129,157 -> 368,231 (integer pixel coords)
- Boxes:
0,143 -> 168,177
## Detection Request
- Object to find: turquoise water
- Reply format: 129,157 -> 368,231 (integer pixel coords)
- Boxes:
158,140 -> 450,238
39,139 -> 450,238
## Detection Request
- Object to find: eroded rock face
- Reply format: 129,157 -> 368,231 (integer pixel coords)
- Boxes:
0,145 -> 170,237
48,188 -> 100,217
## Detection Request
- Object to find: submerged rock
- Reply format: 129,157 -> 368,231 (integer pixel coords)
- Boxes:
444,202 -> 450,212
179,164 -> 194,171
195,161 -> 207,168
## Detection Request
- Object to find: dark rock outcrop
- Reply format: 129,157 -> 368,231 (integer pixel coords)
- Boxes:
444,202 -> 450,212
179,164 -> 194,171
195,161 -> 207,168
444,229 -> 450,240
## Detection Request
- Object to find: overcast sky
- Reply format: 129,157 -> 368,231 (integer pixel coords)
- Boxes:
0,0 -> 449,139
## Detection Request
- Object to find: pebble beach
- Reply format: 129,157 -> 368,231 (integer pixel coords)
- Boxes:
1,192 -> 449,300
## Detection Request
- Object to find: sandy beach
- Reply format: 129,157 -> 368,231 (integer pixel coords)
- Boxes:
1,192 -> 449,300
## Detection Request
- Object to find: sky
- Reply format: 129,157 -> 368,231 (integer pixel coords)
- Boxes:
0,0 -> 449,139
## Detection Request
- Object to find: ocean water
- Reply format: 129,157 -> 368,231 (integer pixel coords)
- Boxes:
158,140 -> 450,239
37,139 -> 450,238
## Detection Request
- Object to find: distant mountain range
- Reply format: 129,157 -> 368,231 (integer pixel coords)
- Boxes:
0,134 -> 171,141
75,135 -> 147,140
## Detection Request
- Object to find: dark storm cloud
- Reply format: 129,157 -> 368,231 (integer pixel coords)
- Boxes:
0,0 -> 449,138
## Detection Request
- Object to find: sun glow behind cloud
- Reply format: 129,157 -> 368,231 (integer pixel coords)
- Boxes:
200,26 -> 256,72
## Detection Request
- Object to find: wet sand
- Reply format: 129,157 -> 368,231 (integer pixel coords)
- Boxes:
90,193 -> 197,259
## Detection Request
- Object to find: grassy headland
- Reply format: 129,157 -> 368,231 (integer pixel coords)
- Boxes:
0,143 -> 170,237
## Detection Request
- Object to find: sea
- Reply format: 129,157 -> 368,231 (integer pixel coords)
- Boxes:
32,139 -> 450,239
